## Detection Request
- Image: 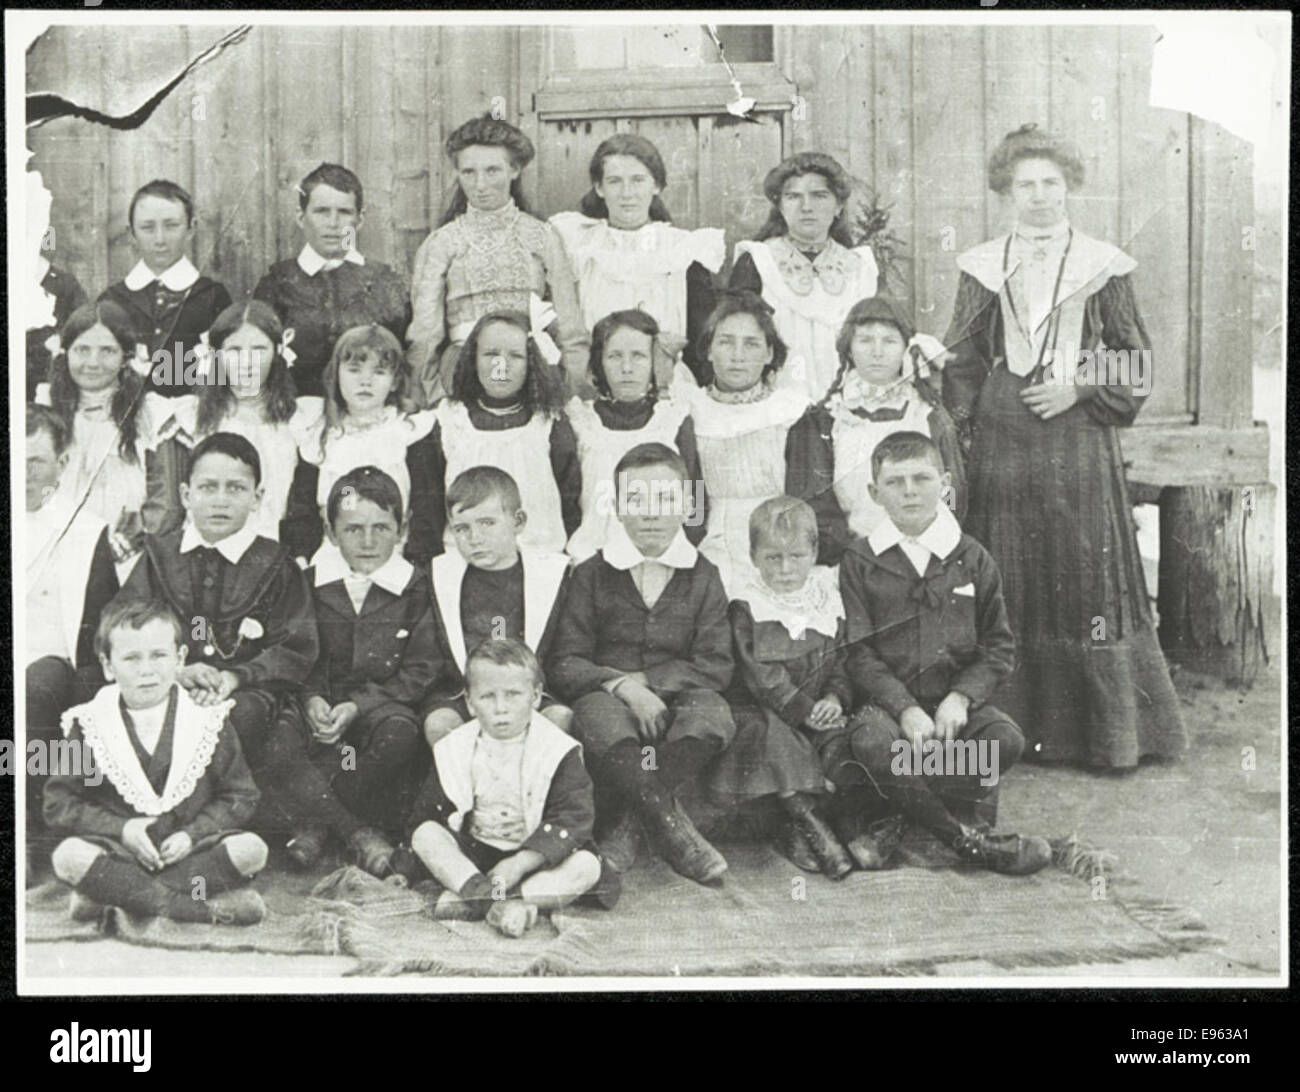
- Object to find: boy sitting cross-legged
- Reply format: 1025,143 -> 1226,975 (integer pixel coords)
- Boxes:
115,432 -> 319,764
260,466 -> 442,876
402,638 -> 605,939
829,430 -> 1051,874
46,598 -> 268,926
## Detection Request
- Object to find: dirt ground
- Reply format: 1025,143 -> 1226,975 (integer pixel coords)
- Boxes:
22,654 -> 1284,985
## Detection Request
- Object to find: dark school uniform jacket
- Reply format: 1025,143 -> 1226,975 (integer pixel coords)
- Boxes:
252,259 -> 412,399
407,713 -> 594,866
548,552 -> 733,700
426,548 -> 570,702
99,276 -> 232,398
304,564 -> 442,714
44,684 -> 259,846
117,529 -> 319,691
785,395 -> 969,566
840,529 -> 1015,717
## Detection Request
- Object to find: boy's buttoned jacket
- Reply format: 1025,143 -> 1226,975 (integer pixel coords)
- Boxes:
840,532 -> 1015,717
305,567 -> 442,715
548,552 -> 733,700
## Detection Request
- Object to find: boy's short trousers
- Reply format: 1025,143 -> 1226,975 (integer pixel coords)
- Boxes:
454,831 -> 515,874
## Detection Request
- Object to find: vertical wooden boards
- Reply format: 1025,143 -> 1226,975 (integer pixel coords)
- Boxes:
1118,24 -> 1191,423
535,118 -> 618,221
1189,118 -> 1254,428
911,25 -> 985,340
871,25 -> 915,312
347,27 -> 399,268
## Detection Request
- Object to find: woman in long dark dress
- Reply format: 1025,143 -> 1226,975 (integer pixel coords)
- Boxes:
942,125 -> 1186,769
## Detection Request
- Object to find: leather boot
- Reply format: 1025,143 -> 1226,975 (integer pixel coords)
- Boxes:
781,794 -> 853,880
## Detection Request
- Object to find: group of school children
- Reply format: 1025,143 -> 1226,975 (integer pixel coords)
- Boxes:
26,114 -> 1143,942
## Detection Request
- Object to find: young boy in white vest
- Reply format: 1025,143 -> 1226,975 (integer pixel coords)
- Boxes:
422,465 -> 572,747
403,638 -> 604,938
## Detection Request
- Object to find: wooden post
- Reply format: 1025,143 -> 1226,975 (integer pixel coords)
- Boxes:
1157,483 -> 1275,685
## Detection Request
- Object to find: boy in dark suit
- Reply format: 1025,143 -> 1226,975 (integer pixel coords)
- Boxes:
260,467 -> 441,876
549,442 -> 735,886
98,179 -> 231,397
116,432 -> 318,763
252,163 -> 411,398
831,431 -> 1051,875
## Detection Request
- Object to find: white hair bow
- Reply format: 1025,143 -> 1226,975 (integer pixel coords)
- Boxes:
128,343 -> 153,378
527,294 -> 562,367
906,332 -> 950,379
192,331 -> 215,378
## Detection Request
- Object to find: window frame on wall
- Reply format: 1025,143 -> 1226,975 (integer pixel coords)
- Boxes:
533,24 -> 798,126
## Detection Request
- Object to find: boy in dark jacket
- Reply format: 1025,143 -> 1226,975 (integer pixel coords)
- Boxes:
115,432 -> 319,762
260,466 -> 441,877
831,430 -> 1050,875
549,442 -> 735,886
46,598 -> 267,925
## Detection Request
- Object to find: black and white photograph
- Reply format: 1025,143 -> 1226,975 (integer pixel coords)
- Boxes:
7,8 -> 1288,999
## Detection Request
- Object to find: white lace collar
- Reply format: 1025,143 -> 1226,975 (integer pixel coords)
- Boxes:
738,565 -> 844,640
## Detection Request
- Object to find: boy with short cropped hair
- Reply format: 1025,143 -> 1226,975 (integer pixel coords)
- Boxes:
550,442 -> 736,886
45,598 -> 267,925
98,179 -> 232,398
253,163 -> 411,398
260,466 -> 442,876
116,432 -> 318,761
423,465 -> 572,747
405,638 -> 603,939
831,430 -> 1051,874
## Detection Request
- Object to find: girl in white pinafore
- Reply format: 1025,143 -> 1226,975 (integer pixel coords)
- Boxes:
729,153 -> 879,403
680,293 -> 809,596
565,309 -> 705,561
430,308 -> 582,555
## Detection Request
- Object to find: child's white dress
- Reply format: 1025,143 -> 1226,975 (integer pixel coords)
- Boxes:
565,395 -> 689,562
298,404 -> 438,515
676,379 -> 808,595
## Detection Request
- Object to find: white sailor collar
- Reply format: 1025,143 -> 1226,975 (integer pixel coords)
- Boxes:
179,519 -> 260,564
313,547 -> 413,595
124,256 -> 200,292
867,502 -> 962,562
297,244 -> 365,276
602,518 -> 697,572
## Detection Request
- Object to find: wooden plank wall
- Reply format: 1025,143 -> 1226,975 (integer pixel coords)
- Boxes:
26,21 -> 1243,424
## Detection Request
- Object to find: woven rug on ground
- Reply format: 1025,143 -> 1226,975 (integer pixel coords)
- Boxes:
25,828 -> 1223,978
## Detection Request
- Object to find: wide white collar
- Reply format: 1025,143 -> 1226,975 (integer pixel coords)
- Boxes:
867,502 -> 962,562
602,519 -> 697,572
61,684 -> 230,816
179,519 -> 260,564
739,564 -> 845,641
314,548 -> 413,596
124,256 -> 200,292
297,244 -> 365,276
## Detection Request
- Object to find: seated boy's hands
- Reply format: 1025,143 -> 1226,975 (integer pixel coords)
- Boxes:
325,701 -> 359,741
487,849 -> 545,894
932,692 -> 971,742
899,706 -> 936,748
805,695 -> 844,732
158,831 -> 193,866
212,670 -> 240,701
615,679 -> 669,741
121,818 -> 164,872
304,695 -> 333,737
